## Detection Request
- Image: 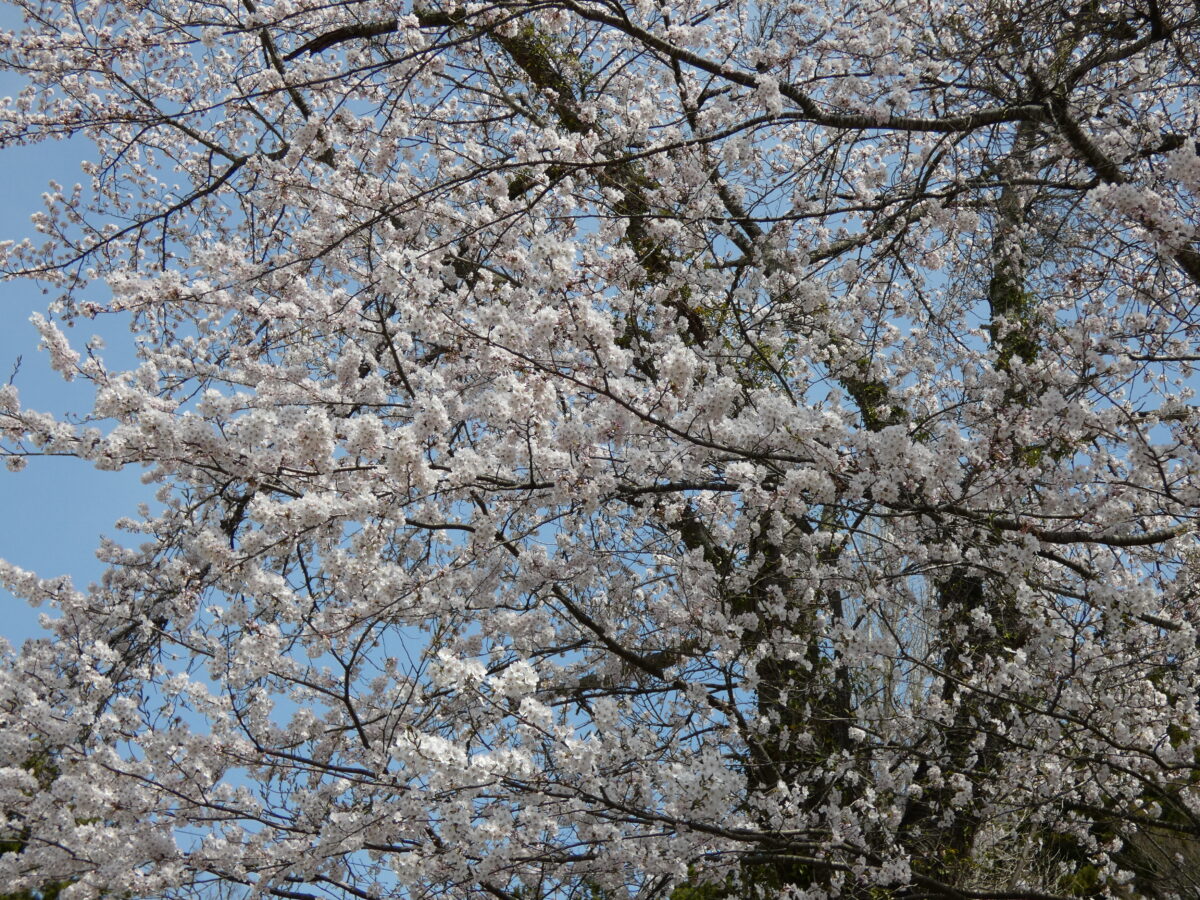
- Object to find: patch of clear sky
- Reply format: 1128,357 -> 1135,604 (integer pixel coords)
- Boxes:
0,32 -> 154,647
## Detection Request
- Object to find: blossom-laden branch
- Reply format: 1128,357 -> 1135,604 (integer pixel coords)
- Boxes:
2,1 -> 1200,899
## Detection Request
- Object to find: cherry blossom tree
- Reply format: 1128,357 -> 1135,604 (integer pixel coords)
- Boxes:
2,0 -> 1200,897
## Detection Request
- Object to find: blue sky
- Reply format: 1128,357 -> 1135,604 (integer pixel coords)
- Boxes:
0,111 -> 154,647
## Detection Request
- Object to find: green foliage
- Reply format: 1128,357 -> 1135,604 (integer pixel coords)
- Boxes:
0,752 -> 71,900
669,877 -> 728,900
1058,861 -> 1102,897
671,865 -> 809,900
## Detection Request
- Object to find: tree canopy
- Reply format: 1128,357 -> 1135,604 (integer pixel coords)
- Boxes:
2,0 -> 1200,897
